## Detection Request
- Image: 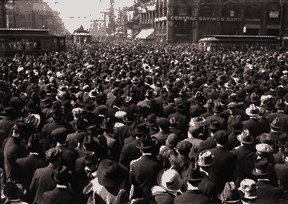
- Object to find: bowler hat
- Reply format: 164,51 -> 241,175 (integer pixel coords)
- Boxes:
100,118 -> 114,130
136,134 -> 158,149
4,182 -> 26,199
230,118 -> 243,133
176,140 -> 192,156
213,102 -> 223,113
12,121 -> 29,137
45,147 -> 62,162
24,114 -> 41,129
245,104 -> 260,118
73,116 -> 89,131
97,159 -> 128,187
251,158 -> 274,176
51,127 -> 68,141
271,117 -> 281,132
198,150 -> 215,167
275,98 -> 286,110
239,179 -> 261,200
133,122 -> 147,135
259,133 -> 275,146
84,101 -> 96,113
219,182 -> 243,203
165,133 -> 180,148
237,129 -> 254,144
208,120 -> 222,131
157,168 -> 184,193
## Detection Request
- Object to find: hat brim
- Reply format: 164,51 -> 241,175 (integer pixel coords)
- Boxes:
239,187 -> 261,200
251,164 -> 274,176
98,162 -> 128,187
135,138 -> 158,149
198,160 -> 215,167
236,135 -> 254,144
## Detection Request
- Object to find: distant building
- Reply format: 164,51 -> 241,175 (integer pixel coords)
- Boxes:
136,0 -> 288,43
73,25 -> 92,44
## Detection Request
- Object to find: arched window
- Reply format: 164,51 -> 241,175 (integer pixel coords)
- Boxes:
222,1 -> 239,17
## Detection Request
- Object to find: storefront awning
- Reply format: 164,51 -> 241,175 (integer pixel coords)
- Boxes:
135,29 -> 154,40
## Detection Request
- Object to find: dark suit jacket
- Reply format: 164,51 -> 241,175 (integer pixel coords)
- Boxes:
208,146 -> 236,193
163,103 -> 176,118
256,180 -> 282,204
174,190 -> 213,204
152,131 -> 170,146
42,186 -> 75,204
130,155 -> 162,199
119,139 -> 141,168
3,137 -> 29,180
189,104 -> 206,118
0,116 -> 13,147
230,145 -> 257,186
56,145 -> 78,172
30,165 -> 57,204
16,154 -> 47,191
243,118 -> 267,138
111,124 -> 132,149
41,120 -> 65,150
275,163 -> 288,190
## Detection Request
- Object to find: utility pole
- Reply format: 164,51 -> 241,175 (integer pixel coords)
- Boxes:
279,0 -> 285,52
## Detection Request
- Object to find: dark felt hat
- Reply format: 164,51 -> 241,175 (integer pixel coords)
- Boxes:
198,150 -> 215,167
97,159 -> 128,187
219,182 -> 243,203
136,134 -> 158,149
45,147 -> 63,162
133,122 -> 147,136
100,117 -> 114,130
4,182 -> 26,199
251,158 -> 274,176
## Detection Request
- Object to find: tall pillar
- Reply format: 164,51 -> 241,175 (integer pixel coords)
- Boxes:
167,0 -> 174,43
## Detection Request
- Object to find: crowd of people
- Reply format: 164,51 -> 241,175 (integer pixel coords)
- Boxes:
1,40 -> 288,204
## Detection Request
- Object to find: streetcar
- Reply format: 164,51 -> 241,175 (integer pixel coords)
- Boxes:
198,35 -> 279,52
0,28 -> 65,58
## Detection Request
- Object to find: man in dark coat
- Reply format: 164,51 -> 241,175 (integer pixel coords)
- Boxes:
0,107 -> 14,148
243,104 -> 267,138
230,129 -> 257,186
30,148 -> 62,204
51,127 -> 78,172
266,99 -> 288,134
207,130 -> 236,194
119,122 -> 147,168
252,158 -> 283,203
130,135 -> 162,200
42,166 -> 76,204
151,118 -> 171,146
3,121 -> 29,182
189,91 -> 207,118
15,139 -> 47,198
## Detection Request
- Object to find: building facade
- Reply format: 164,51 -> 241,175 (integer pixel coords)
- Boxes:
138,0 -> 288,43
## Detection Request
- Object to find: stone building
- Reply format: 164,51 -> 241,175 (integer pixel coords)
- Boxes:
137,0 -> 287,43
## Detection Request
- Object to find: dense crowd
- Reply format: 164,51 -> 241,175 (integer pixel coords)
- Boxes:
1,40 -> 288,204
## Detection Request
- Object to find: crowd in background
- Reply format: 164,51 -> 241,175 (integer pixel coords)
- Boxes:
1,40 -> 288,203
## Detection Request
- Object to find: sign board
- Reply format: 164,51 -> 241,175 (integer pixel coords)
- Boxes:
169,16 -> 242,22
269,11 -> 279,18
